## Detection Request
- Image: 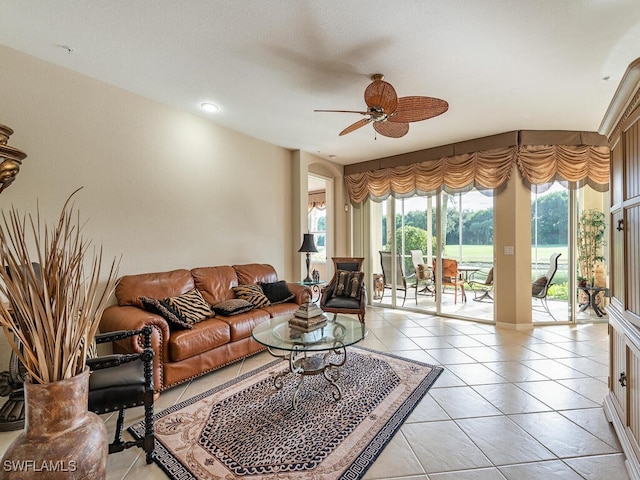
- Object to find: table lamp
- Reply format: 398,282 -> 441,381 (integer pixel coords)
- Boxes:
298,234 -> 318,283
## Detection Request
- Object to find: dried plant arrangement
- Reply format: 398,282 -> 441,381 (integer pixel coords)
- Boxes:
0,188 -> 119,384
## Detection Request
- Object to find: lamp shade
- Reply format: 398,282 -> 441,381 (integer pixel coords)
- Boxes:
297,233 -> 318,253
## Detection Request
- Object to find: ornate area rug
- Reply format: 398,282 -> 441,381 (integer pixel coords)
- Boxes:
130,347 -> 442,480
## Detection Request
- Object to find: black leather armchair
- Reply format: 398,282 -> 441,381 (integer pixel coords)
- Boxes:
87,325 -> 155,464
320,257 -> 366,323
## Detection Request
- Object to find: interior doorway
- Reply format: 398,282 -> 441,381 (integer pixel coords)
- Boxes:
307,174 -> 330,281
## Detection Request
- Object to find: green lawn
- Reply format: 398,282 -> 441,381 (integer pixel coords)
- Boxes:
440,244 -> 568,263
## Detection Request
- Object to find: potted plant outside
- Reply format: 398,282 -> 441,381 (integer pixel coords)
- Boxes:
0,189 -> 119,479
577,209 -> 606,287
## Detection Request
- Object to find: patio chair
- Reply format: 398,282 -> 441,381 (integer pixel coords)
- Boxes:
379,251 -> 417,306
468,267 -> 494,302
532,252 -> 561,319
433,258 -> 466,304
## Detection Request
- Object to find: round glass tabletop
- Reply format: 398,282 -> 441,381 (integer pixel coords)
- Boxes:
252,314 -> 367,352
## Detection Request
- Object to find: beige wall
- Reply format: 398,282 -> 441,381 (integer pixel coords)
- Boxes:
0,45 -> 302,278
493,166 -> 533,330
0,45 -> 323,366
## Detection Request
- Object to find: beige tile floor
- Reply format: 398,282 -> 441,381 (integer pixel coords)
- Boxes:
0,306 -> 629,480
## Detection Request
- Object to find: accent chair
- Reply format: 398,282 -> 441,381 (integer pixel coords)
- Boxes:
320,257 -> 366,323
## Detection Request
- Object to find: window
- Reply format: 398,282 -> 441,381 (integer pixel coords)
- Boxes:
308,206 -> 326,264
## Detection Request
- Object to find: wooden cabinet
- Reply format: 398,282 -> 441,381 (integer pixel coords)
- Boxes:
605,314 -> 640,479
608,320 -> 626,419
601,57 -> 640,480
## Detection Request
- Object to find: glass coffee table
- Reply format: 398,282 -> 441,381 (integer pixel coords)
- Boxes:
252,314 -> 367,409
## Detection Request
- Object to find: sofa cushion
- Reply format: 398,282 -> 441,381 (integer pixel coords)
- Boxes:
233,264 -> 278,286
164,288 -> 213,325
191,266 -> 238,305
233,284 -> 270,308
169,318 -> 231,362
324,296 -> 362,309
116,269 -> 194,308
215,309 -> 270,342
260,280 -> 294,304
139,295 -> 193,329
212,298 -> 255,316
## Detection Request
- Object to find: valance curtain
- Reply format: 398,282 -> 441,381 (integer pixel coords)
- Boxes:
516,145 -> 610,193
344,130 -> 610,203
345,147 -> 516,203
307,190 -> 326,211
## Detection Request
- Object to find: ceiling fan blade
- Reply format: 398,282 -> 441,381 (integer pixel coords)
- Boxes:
339,118 -> 372,136
373,121 -> 409,138
364,80 -> 398,114
314,109 -> 370,115
390,96 -> 449,123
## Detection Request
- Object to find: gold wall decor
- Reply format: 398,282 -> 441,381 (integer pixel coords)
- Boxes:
0,124 -> 27,194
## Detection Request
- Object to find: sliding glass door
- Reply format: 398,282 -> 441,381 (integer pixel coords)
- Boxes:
438,191 -> 494,320
371,190 -> 494,322
530,183 -> 609,323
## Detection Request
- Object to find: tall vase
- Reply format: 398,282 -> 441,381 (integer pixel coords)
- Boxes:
0,368 -> 107,479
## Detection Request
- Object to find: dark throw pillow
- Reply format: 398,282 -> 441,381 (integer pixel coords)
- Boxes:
212,298 -> 255,316
335,270 -> 364,300
233,284 -> 271,308
164,289 -> 213,326
139,295 -> 193,329
260,280 -> 295,304
532,276 -> 548,296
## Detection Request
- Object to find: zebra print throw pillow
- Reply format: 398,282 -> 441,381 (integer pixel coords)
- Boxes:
233,284 -> 271,308
164,289 -> 214,326
140,295 -> 193,329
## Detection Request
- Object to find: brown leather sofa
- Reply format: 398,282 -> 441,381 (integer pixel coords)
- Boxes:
99,263 -> 310,392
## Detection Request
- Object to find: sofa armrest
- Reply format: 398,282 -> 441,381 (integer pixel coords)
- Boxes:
286,282 -> 313,305
100,304 -> 170,392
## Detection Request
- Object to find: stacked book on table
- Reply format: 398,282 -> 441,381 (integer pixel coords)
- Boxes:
289,297 -> 327,332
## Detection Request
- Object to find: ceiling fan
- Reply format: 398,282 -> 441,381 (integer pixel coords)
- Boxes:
315,74 -> 448,138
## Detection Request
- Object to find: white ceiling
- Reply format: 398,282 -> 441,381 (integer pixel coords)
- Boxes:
1,1 -> 640,165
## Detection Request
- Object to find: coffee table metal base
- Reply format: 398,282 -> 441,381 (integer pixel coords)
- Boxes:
268,343 -> 346,409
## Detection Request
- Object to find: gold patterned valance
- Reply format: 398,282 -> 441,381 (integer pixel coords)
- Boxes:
344,130 -> 610,203
345,147 -> 516,203
516,144 -> 610,193
307,190 -> 326,211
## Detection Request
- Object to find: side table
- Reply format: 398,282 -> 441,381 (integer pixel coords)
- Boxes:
578,285 -> 609,317
298,280 -> 326,303
252,314 -> 367,409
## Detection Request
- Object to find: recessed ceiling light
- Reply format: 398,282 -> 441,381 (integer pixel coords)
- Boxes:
201,102 -> 220,113
602,75 -> 611,81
